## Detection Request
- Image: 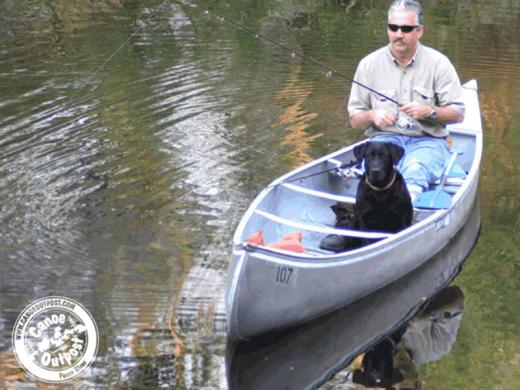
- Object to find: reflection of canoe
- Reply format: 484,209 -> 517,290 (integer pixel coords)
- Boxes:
225,198 -> 480,390
225,80 -> 482,340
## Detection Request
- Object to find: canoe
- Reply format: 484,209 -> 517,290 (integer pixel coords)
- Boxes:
225,79 -> 482,340
226,199 -> 480,389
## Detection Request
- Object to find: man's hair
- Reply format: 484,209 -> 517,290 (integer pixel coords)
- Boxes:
388,0 -> 424,26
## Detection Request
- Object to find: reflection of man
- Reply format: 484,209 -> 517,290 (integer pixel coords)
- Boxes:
348,0 -> 465,201
352,286 -> 464,389
399,286 -> 464,366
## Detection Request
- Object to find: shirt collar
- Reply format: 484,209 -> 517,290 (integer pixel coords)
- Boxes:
387,42 -> 423,68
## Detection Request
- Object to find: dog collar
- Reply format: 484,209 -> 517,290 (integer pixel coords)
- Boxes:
365,171 -> 397,192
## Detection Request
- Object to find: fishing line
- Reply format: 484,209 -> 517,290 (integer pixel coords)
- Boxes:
175,2 -> 449,131
69,16 -> 149,101
36,10 -> 148,123
174,1 -> 401,106
141,1 -> 238,137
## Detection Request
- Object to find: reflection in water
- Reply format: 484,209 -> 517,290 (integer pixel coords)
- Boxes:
226,198 -> 479,389
352,286 -> 464,389
273,62 -> 322,167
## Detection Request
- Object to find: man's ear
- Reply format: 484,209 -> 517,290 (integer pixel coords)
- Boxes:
354,142 -> 368,163
388,143 -> 404,165
417,25 -> 425,40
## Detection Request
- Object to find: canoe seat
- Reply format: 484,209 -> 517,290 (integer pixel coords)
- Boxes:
254,209 -> 392,240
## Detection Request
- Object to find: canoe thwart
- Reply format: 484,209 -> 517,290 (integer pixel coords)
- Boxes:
253,209 -> 393,239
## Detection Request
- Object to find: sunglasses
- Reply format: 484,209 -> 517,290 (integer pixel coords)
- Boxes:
387,24 -> 419,33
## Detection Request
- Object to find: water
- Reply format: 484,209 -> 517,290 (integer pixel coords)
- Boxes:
0,0 -> 519,388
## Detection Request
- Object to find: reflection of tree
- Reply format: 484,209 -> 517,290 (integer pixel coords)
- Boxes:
0,351 -> 27,384
272,62 -> 322,167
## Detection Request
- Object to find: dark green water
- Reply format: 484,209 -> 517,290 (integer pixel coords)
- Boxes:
0,0 -> 518,388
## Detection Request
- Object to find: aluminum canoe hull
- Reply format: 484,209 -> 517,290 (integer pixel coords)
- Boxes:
226,80 -> 482,340
226,198 -> 481,389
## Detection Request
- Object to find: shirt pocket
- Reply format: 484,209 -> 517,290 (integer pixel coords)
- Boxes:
370,89 -> 397,113
413,86 -> 436,106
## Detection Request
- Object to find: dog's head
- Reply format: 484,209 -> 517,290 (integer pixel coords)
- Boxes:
354,141 -> 404,188
353,338 -> 403,388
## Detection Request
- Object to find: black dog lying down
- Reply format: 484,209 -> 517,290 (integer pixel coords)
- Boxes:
320,141 -> 413,252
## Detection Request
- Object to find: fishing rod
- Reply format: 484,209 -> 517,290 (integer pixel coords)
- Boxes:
266,159 -> 362,188
176,1 -> 401,106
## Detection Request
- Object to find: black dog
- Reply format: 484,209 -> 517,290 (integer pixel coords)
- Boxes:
320,141 -> 413,251
354,141 -> 413,236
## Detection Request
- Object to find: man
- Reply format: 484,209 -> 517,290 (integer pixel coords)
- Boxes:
348,0 -> 465,201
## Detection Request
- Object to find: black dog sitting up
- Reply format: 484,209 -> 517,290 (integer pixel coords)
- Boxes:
320,141 -> 413,252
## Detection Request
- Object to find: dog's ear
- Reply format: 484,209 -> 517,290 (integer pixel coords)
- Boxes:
388,143 -> 405,165
353,142 -> 368,163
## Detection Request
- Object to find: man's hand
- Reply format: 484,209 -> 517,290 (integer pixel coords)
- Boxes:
400,102 -> 432,120
350,109 -> 397,130
371,109 -> 396,128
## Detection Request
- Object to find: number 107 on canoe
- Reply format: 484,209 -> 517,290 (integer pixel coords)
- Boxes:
275,266 -> 294,284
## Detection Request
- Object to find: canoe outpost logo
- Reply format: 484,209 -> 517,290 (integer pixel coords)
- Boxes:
12,296 -> 98,383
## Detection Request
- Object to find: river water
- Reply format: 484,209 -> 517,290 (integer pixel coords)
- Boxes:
0,0 -> 519,388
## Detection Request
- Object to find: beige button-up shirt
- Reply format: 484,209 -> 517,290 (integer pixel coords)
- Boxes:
348,43 -> 465,138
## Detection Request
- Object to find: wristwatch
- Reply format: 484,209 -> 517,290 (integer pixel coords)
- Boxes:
429,108 -> 438,121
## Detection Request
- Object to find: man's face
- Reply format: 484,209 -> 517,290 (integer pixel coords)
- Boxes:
387,10 -> 424,58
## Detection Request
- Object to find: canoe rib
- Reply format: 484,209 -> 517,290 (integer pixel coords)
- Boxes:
254,209 -> 393,239
282,182 -> 356,203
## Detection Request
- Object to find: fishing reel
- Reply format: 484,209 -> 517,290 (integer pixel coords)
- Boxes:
329,159 -> 363,180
